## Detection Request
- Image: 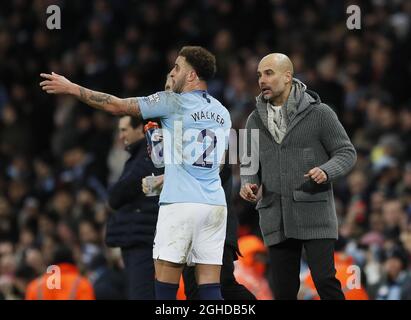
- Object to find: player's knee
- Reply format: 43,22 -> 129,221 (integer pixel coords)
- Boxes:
195,264 -> 221,285
155,259 -> 184,284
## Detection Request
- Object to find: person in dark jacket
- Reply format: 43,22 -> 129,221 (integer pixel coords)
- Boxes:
105,115 -> 163,300
86,252 -> 126,300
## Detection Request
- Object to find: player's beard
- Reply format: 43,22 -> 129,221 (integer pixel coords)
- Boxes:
172,77 -> 185,94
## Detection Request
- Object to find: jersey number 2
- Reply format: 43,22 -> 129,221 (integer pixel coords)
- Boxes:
193,129 -> 217,168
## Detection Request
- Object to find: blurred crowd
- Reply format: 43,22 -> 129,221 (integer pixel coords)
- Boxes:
1,0 -> 411,299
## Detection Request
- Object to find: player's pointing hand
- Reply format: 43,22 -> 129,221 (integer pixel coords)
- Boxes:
40,72 -> 75,95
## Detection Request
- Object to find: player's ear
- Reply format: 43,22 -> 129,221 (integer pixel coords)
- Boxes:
187,69 -> 198,82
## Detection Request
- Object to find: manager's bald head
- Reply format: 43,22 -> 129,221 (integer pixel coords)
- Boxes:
260,53 -> 294,75
257,53 -> 294,104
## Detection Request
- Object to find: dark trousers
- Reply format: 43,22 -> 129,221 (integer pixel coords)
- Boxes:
121,246 -> 155,300
268,238 -> 345,300
183,245 -> 256,300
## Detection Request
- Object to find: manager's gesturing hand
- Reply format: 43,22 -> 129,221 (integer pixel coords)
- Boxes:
304,167 -> 328,184
240,183 -> 259,203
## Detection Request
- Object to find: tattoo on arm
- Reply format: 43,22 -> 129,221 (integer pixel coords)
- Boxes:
78,86 -> 113,110
89,93 -> 112,104
77,86 -> 141,117
122,98 -> 141,117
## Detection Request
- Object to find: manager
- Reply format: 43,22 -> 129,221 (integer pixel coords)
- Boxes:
240,53 -> 356,300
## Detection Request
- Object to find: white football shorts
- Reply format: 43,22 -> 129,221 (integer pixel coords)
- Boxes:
153,202 -> 227,266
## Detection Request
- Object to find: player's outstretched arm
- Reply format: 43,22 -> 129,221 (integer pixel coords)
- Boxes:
39,72 -> 141,117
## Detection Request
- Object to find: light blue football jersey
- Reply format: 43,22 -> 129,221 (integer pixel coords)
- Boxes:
137,90 -> 231,206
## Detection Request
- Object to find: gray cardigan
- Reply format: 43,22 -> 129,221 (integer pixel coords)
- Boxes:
240,87 -> 356,246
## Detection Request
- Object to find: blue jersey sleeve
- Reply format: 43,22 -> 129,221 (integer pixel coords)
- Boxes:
137,91 -> 179,119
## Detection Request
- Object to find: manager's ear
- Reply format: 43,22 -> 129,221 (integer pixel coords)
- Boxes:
284,70 -> 292,84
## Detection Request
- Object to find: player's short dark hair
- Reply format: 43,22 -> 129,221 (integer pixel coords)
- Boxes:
178,46 -> 216,81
